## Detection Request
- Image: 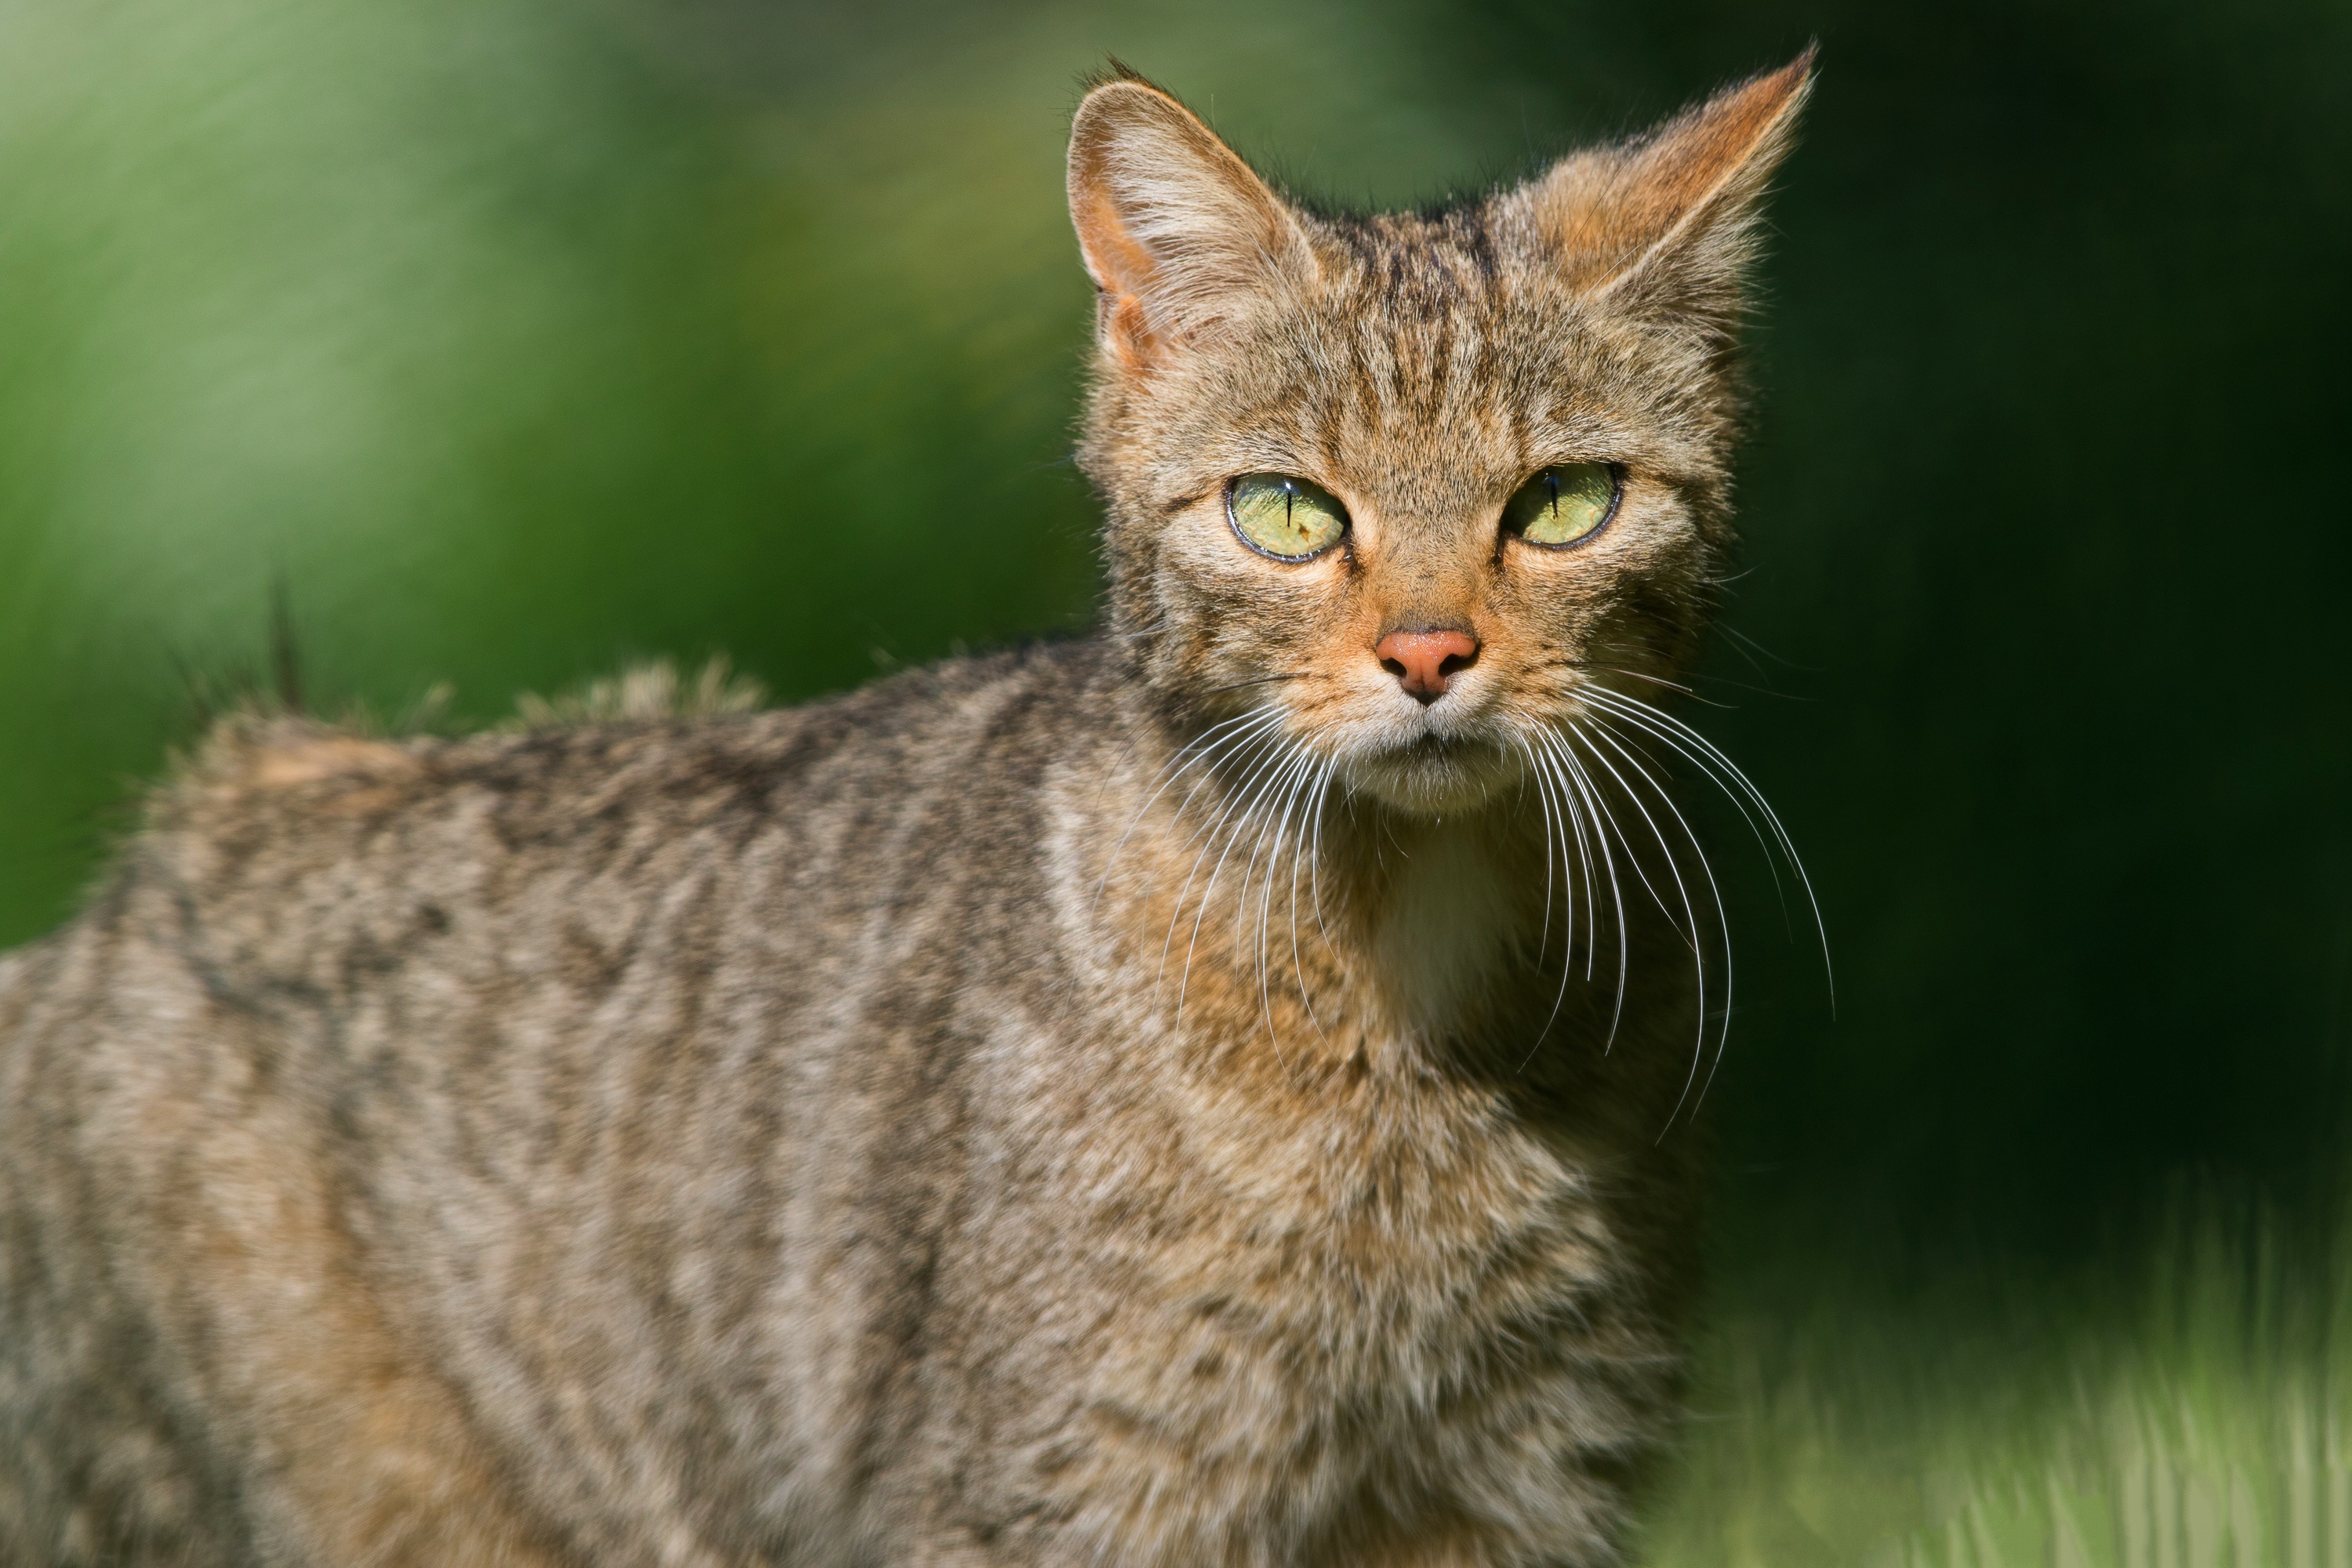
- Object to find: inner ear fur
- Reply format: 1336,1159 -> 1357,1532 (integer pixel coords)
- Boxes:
1526,49 -> 1814,333
1066,71 -> 1318,365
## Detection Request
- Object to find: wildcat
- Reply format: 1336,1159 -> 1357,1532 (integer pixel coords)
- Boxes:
0,54 -> 1813,1567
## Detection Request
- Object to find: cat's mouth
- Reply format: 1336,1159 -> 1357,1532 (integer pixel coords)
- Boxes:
1340,728 -> 1518,816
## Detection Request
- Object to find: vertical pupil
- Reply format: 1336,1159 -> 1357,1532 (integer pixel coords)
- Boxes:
1545,471 -> 1559,515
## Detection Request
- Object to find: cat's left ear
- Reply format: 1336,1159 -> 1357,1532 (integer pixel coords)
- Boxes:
1067,70 -> 1319,368
1522,49 -> 1814,339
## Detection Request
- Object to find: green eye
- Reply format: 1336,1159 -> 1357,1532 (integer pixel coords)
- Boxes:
1502,463 -> 1620,547
1226,474 -> 1348,560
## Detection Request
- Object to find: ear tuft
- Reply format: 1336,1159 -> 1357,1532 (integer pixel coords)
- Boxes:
1066,74 -> 1316,367
1527,49 -> 1815,335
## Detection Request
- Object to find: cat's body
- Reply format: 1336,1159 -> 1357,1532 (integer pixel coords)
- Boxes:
0,646 -> 1696,1566
0,58 -> 1812,1567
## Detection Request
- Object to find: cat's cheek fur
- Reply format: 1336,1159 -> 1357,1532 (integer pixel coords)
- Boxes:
1150,507 -> 1356,712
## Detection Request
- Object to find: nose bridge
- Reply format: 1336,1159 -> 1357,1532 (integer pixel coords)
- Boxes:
1367,509 -> 1483,634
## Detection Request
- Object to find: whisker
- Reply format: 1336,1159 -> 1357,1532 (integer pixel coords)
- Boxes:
1146,725 -> 1289,974
1155,716 -> 1294,1001
1091,706 -> 1280,917
1201,671 -> 1308,697
1229,746 -> 1320,1058
1577,685 -> 1790,915
1548,733 -> 1602,983
1308,757 -> 1341,960
1515,738 -> 1559,967
1513,736 -> 1577,1069
1559,663 -> 1695,697
1579,717 -> 1735,1134
1552,730 -> 1685,946
1577,683 -> 1831,1008
1719,622 -> 1811,672
1563,661 -> 1774,709
1287,758 -> 1337,1041
1172,728 -> 1305,1025
1563,724 -> 1711,1134
1255,755 -> 1325,1059
1212,743 -> 1316,1036
1537,731 -> 1628,1050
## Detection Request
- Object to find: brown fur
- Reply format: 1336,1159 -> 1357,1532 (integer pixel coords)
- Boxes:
0,56 -> 1811,1567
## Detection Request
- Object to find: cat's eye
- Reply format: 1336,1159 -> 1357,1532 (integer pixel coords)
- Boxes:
1226,474 -> 1349,561
1502,463 -> 1620,548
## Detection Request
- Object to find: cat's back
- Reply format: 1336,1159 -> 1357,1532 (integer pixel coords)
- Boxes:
38,641 -> 1093,1007
0,637 -> 1122,1169
0,638 -> 1124,1567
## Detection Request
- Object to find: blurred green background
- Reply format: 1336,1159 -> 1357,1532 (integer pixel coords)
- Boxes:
3,0 -> 2348,1559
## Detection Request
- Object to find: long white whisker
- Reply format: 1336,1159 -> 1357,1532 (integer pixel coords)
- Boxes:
1584,718 -> 1730,948
1543,733 -> 1675,945
1555,729 -> 1687,945
1309,757 -> 1344,960
1536,728 -> 1602,982
1242,761 -> 1317,1081
1562,742 -> 1599,982
1121,710 -> 1286,920
1156,715 -> 1293,1000
1515,737 -> 1559,967
1539,731 -> 1628,1050
1287,758 -> 1336,1040
1566,724 -> 1712,1140
1256,751 -> 1327,1034
1236,748 -> 1321,1059
1091,706 -> 1276,916
1514,737 -> 1580,1069
1167,711 -> 1290,851
1233,746 -> 1317,975
1265,757 -> 1327,1046
1579,684 -> 1832,1010
1578,685 -> 1786,910
1581,716 -> 1735,1131
1174,730 -> 1306,1025
1220,742 -> 1316,1031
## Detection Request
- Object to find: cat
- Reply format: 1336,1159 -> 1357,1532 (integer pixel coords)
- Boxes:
0,53 -> 1813,1567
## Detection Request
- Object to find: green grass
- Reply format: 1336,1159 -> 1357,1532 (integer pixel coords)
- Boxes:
1653,1196 -> 2352,1566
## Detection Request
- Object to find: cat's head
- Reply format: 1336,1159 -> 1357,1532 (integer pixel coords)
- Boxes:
1069,56 -> 1809,816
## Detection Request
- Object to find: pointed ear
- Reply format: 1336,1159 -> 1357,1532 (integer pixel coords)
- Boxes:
1527,49 -> 1814,336
1067,72 -> 1318,367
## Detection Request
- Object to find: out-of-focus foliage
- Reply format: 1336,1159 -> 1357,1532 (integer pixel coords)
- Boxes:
2,0 -> 2348,1557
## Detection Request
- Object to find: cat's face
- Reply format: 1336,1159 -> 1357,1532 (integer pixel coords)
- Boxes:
1071,61 -> 1809,816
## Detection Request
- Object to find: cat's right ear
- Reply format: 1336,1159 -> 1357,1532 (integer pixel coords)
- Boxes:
1067,71 -> 1319,369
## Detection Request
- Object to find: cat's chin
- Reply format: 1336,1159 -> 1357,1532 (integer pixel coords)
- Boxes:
1340,739 -> 1515,818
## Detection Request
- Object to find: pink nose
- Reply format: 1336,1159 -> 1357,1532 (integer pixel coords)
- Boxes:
1375,628 -> 1479,702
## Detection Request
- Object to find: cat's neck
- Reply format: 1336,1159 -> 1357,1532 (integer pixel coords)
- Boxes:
1083,713 -> 1559,1070
1335,805 -> 1538,1042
